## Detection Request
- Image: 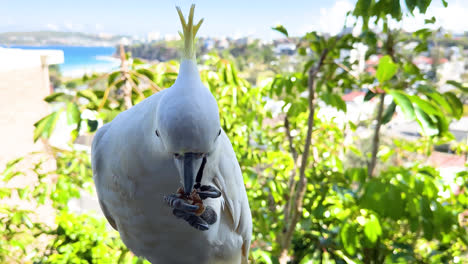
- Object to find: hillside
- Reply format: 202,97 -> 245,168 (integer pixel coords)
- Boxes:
0,31 -> 125,46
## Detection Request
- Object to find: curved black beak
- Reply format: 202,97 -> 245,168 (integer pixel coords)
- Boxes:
173,153 -> 204,195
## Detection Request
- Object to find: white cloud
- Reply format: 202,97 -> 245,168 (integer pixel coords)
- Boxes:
426,0 -> 468,33
294,0 -> 354,36
46,23 -> 59,31
318,0 -> 354,35
64,22 -> 84,31
294,0 -> 468,36
388,0 -> 468,33
95,23 -> 104,31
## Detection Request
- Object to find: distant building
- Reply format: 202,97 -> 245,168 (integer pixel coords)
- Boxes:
202,37 -> 215,51
274,43 -> 296,56
217,38 -> 230,50
146,31 -> 161,43
0,47 -> 63,168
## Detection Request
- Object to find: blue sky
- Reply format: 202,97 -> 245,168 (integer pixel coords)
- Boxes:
0,0 -> 466,39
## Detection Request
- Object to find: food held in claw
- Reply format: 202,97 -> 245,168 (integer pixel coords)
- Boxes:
176,187 -> 205,216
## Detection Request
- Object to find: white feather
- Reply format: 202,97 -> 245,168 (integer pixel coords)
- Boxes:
92,60 -> 252,264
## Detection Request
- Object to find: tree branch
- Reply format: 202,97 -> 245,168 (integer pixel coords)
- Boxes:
368,92 -> 385,177
279,48 -> 329,263
368,29 -> 395,177
283,116 -> 298,228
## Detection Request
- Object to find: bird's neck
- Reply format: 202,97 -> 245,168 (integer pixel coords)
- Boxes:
173,59 -> 204,92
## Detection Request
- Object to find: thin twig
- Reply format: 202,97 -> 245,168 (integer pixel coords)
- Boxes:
368,29 -> 395,177
133,71 -> 162,92
283,116 -> 298,227
334,61 -> 359,80
98,76 -> 124,111
279,48 -> 329,263
368,92 -> 385,177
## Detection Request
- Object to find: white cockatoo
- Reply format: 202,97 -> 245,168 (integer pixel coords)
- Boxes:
91,4 -> 252,264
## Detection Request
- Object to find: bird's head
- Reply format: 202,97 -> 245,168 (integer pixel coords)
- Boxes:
154,5 -> 222,194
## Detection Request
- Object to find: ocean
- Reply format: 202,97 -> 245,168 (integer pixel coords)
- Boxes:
4,45 -> 121,77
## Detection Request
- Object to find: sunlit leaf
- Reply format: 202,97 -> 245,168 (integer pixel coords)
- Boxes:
364,214 -> 382,243
376,55 -> 398,83
77,89 -> 99,103
66,102 -> 81,126
446,80 -> 468,93
33,110 -> 62,142
108,71 -> 121,86
44,92 -> 65,103
389,90 -> 415,120
272,25 -> 289,37
443,91 -> 463,119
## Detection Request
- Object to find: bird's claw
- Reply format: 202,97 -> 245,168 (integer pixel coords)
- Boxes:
164,194 -> 199,213
164,186 -> 220,231
173,209 -> 210,231
196,185 -> 221,200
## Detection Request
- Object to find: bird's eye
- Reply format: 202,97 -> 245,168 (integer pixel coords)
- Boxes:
155,130 -> 160,137
174,153 -> 182,159
217,129 -> 222,136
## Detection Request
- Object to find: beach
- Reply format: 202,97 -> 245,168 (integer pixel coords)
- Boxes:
2,45 -> 120,77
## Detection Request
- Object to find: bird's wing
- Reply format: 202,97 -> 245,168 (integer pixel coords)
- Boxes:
91,123 -> 118,231
215,132 -> 252,262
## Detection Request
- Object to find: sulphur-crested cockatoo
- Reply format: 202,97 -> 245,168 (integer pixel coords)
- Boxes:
91,5 -> 252,264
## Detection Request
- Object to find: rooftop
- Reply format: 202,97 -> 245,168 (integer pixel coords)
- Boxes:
0,47 -> 64,71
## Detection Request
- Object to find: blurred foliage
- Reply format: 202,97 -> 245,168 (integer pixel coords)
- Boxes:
48,65 -> 62,89
1,0 -> 468,263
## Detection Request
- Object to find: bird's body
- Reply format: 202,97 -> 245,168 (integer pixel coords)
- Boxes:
92,59 -> 252,263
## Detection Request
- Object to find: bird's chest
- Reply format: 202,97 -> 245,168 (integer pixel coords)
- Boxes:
108,165 -> 233,262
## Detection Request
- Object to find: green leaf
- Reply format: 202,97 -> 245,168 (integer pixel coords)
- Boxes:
441,0 -> 448,7
77,89 -> 99,103
303,59 -> 315,74
416,0 -> 431,14
353,0 -> 372,26
376,55 -> 398,83
382,101 -> 396,124
446,80 -> 468,93
231,65 -> 239,86
405,0 -> 417,14
415,107 -> 438,136
341,223 -> 358,255
1,158 -> 23,182
424,16 -> 436,24
136,68 -> 155,82
44,92 -> 65,103
272,25 -> 288,37
107,71 -> 121,86
321,93 -> 347,112
364,90 -> 376,101
298,47 -> 307,56
403,61 -> 421,76
87,119 -> 98,132
18,186 -> 29,199
443,91 -> 463,119
33,110 -> 62,142
389,90 -> 415,120
364,214 -> 382,243
133,58 -> 145,65
66,103 -> 81,126
0,187 -> 11,198
410,95 -> 441,116
425,91 -> 452,115
22,214 -> 33,228
252,250 -> 273,264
